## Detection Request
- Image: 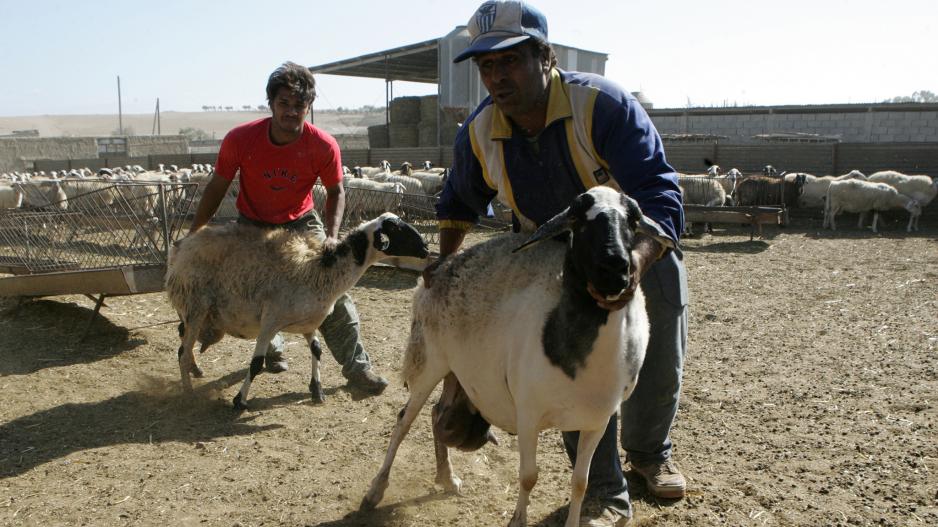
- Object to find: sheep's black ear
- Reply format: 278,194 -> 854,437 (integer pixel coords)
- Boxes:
620,194 -> 643,230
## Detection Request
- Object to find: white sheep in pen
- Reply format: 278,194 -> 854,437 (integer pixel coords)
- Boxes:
407,170 -> 446,195
343,179 -> 405,218
867,170 -> 938,216
20,178 -> 68,211
797,170 -> 867,209
356,160 -> 392,178
0,183 -> 25,209
361,187 -> 675,527
370,172 -> 425,195
165,212 -> 429,410
677,175 -> 726,206
824,179 -> 921,233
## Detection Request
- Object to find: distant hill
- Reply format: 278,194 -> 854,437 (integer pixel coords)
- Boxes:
0,109 -> 385,140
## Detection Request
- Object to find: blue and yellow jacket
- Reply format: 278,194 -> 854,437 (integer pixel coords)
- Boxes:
437,68 -> 683,243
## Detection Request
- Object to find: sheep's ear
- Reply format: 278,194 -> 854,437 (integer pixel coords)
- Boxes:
635,215 -> 677,251
375,231 -> 390,251
372,224 -> 391,252
621,194 -> 643,231
621,194 -> 676,251
513,207 -> 572,253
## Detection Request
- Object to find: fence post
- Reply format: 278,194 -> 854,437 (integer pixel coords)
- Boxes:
158,184 -> 170,263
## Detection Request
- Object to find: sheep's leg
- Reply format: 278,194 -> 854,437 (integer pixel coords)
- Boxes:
564,428 -> 605,527
871,212 -> 880,233
177,316 -> 205,392
431,403 -> 462,494
305,333 -> 324,404
509,418 -> 539,527
907,212 -> 916,232
857,211 -> 867,229
177,322 -> 205,377
361,372 -> 444,511
232,330 -> 277,411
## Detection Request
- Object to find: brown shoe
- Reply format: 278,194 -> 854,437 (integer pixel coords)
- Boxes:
630,459 -> 686,499
346,368 -> 389,395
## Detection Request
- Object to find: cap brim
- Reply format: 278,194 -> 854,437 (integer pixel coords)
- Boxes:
453,34 -> 532,63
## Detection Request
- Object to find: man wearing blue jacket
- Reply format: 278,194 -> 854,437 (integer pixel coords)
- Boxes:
427,1 -> 688,525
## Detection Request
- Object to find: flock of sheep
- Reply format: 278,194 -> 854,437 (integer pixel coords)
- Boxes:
0,164 -> 215,218
678,165 -> 938,233
3,160 -> 935,237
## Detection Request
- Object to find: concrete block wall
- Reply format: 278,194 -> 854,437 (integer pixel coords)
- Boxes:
0,137 -> 97,172
1,136 -> 189,172
649,103 -> 938,144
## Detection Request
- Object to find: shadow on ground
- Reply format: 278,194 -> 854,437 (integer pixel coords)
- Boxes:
0,372 -> 282,478
0,298 -> 146,375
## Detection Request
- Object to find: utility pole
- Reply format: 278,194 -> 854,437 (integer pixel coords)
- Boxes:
151,98 -> 161,135
117,76 -> 123,135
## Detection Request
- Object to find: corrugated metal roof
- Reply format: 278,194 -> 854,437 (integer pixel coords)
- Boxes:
309,39 -> 440,84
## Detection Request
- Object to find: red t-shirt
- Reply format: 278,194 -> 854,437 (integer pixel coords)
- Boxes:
214,118 -> 343,223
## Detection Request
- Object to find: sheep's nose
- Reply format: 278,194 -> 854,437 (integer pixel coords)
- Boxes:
597,252 -> 630,274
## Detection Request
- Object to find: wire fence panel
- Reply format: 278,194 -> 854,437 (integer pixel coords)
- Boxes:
0,180 -> 510,277
0,181 -> 197,274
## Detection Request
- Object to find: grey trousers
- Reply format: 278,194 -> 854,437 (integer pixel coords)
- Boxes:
562,251 -> 689,514
238,211 -> 374,378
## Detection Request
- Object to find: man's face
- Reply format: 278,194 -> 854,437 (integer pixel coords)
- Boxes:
270,87 -> 310,136
475,44 -> 550,121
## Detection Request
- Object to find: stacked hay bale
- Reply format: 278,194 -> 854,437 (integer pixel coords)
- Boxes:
418,95 -> 439,147
367,124 -> 389,148
388,96 -> 420,147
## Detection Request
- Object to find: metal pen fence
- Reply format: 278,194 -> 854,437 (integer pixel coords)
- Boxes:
1,180 -> 511,280
0,180 -> 197,274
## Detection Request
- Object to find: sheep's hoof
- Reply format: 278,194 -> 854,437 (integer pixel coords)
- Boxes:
359,496 -> 377,511
436,474 -> 462,495
232,393 -> 249,412
191,364 -> 204,378
309,381 -> 325,404
360,476 -> 389,511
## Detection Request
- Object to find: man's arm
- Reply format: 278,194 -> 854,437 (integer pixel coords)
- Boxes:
188,174 -> 232,234
421,227 -> 466,286
322,183 -> 345,241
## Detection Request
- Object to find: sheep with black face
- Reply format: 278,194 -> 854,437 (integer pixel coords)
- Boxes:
165,212 -> 429,410
361,187 -> 674,527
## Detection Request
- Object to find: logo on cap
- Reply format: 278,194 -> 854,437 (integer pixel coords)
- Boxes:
477,2 -> 497,34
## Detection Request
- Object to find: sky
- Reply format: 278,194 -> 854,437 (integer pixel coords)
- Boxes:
1,0 -> 936,117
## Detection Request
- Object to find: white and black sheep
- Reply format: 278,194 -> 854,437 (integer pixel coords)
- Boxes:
361,187 -> 675,527
165,212 -> 429,410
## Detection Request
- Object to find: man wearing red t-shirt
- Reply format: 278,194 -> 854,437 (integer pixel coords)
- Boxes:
188,61 -> 388,395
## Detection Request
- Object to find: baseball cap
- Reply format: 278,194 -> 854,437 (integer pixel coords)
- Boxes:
453,0 -> 548,63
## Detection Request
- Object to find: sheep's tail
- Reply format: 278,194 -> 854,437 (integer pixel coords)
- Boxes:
401,318 -> 426,387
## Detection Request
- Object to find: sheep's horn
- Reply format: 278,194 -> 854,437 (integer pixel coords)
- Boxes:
512,207 -> 571,253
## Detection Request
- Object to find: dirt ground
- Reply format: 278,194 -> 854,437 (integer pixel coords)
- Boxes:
1,216 -> 937,527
